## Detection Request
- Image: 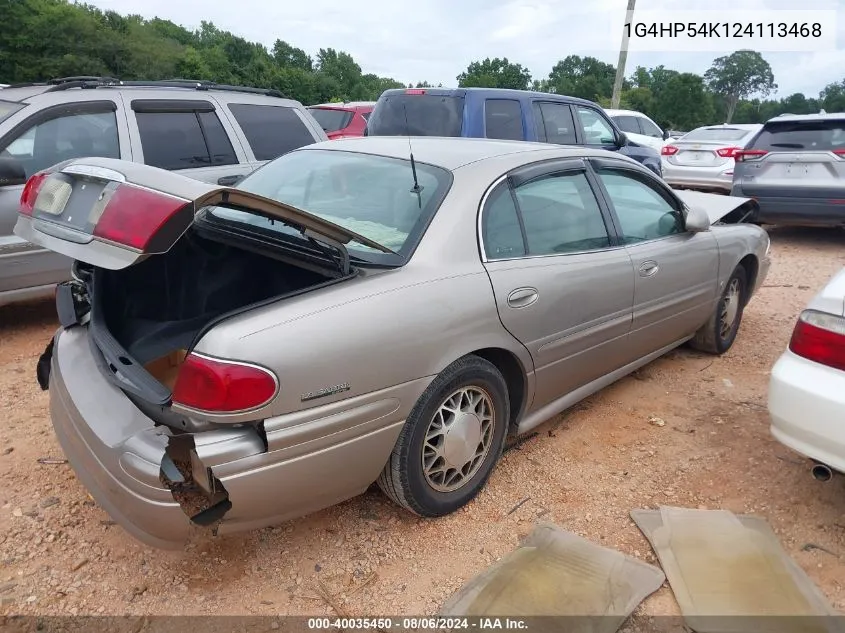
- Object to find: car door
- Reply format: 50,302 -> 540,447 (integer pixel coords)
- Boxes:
589,157 -> 719,358
636,115 -> 667,151
530,101 -> 578,146
480,158 -> 636,410
125,98 -> 251,186
0,97 -> 129,298
573,105 -> 622,152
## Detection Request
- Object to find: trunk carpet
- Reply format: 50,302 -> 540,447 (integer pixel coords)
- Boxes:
631,507 -> 841,633
439,522 -> 666,633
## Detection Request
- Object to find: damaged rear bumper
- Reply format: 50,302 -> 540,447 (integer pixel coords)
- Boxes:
48,326 -> 415,548
50,327 -> 191,548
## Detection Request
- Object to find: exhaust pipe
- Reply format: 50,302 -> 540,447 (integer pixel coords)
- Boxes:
811,463 -> 833,482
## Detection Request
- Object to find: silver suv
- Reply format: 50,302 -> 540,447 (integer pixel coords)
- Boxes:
731,112 -> 845,227
0,77 -> 327,307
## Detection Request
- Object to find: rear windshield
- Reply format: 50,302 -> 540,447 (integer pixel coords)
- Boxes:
682,127 -> 753,142
207,149 -> 452,264
366,94 -> 464,137
751,119 -> 845,151
0,99 -> 24,125
309,107 -> 354,133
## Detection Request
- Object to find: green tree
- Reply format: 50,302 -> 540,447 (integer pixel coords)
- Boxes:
547,55 -> 618,101
272,40 -> 312,72
820,81 -> 845,113
457,57 -> 531,90
704,50 -> 776,123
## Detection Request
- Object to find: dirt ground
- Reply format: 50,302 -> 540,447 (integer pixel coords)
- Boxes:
0,226 -> 844,618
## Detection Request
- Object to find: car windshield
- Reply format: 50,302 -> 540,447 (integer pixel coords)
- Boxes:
752,119 -> 845,151
366,94 -> 464,136
308,107 -> 353,133
0,100 -> 24,126
208,149 -> 451,264
682,128 -> 753,142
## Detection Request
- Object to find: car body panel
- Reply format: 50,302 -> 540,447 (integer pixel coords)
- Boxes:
662,124 -> 761,193
308,103 -> 374,139
731,113 -> 845,225
37,137 -> 769,547
0,83 -> 327,306
769,267 -> 845,474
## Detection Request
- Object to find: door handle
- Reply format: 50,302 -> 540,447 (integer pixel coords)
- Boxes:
507,287 -> 539,308
217,175 -> 243,186
638,261 -> 659,277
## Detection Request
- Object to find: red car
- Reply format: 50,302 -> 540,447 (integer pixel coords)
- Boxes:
307,102 -> 374,140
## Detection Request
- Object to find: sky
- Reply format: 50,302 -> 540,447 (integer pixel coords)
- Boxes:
85,0 -> 845,98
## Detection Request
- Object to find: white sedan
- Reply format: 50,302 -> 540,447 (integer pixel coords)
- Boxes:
769,267 -> 845,480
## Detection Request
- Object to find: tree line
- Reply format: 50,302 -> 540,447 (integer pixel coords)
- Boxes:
2,0 -> 844,132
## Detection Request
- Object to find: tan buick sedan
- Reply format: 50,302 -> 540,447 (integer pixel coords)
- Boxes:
16,137 -> 770,548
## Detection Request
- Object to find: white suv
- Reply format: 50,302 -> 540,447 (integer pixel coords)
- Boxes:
605,109 -> 668,151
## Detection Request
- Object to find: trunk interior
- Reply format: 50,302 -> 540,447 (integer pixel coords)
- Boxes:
94,226 -> 337,386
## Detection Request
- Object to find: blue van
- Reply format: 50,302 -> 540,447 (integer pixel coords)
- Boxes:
365,87 -> 662,176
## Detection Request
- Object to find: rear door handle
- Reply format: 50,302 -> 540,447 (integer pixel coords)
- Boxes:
639,261 -> 659,277
217,175 -> 243,186
507,287 -> 539,308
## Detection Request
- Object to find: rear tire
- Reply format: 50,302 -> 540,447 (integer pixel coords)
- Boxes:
690,265 -> 748,355
377,355 -> 509,517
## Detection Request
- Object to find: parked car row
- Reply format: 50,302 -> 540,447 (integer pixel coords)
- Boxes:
661,112 -> 845,227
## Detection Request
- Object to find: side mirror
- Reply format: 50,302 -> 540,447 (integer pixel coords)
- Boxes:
616,131 -> 628,147
0,157 -> 27,187
684,205 -> 711,233
662,129 -> 670,140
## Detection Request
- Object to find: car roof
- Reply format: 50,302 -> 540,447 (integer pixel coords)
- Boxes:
297,136 -> 631,171
0,79 -> 304,107
309,102 -> 375,111
691,123 -> 762,131
379,87 -> 598,107
605,109 -> 646,117
764,112 -> 845,124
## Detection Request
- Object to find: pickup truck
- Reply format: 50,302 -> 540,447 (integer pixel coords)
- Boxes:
365,87 -> 663,177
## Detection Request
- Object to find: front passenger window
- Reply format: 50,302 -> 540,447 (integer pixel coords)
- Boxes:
575,107 -> 616,145
597,169 -> 683,243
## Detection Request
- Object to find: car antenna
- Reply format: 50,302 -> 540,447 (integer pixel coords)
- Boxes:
403,103 -> 424,206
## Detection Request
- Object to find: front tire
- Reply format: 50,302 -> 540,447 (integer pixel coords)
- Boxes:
690,264 -> 748,354
377,355 -> 509,517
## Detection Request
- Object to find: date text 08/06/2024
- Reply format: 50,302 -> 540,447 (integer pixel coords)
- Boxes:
307,617 -> 528,630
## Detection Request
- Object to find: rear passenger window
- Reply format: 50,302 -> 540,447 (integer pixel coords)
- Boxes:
613,115 -> 641,134
485,100 -> 524,141
535,103 -> 577,145
229,104 -> 316,161
135,111 -> 237,170
482,184 -> 526,260
514,171 -> 609,255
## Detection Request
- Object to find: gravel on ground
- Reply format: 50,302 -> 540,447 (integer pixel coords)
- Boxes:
0,226 -> 843,617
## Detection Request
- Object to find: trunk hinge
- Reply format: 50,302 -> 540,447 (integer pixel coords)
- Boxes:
303,228 -> 350,276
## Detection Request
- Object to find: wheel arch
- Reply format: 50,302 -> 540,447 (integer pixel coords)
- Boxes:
467,347 -> 529,433
738,253 -> 759,305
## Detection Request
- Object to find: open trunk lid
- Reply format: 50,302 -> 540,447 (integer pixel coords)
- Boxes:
14,157 -> 394,272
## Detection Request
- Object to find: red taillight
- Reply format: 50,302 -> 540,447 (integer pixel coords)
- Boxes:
172,353 -> 278,413
716,146 -> 742,158
405,89 -> 426,95
833,149 -> 845,157
19,172 -> 49,216
661,145 -> 678,156
93,184 -> 187,251
736,149 -> 768,162
788,310 -> 845,372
